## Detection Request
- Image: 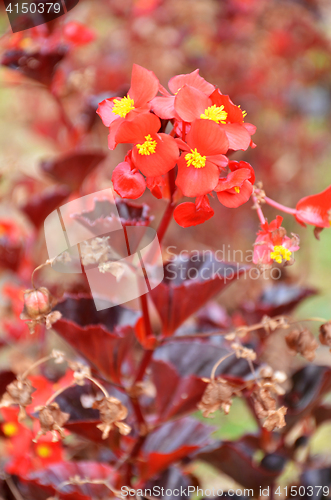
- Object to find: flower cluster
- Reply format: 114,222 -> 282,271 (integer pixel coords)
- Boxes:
97,65 -> 331,270
98,65 -> 257,227
4,21 -> 95,53
1,408 -> 64,476
253,216 -> 300,268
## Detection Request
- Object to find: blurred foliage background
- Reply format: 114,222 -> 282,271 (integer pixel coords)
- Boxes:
1,0 -> 331,492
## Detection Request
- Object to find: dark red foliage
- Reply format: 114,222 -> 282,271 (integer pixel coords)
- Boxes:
41,152 -> 106,191
116,200 -> 152,226
197,436 -> 284,494
196,302 -> 231,330
284,365 -> 331,429
154,340 -> 254,380
0,371 -> 16,399
21,185 -> 70,229
312,405 -> 331,428
55,384 -> 126,453
151,359 -> 207,422
53,295 -> 141,383
139,418 -> 212,480
0,236 -> 23,272
72,199 -> 152,236
240,283 -> 317,324
18,461 -> 116,499
150,253 -> 246,336
144,466 -> 194,500
1,49 -> 67,85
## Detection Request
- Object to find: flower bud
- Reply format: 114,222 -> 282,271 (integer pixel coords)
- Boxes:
22,287 -> 53,319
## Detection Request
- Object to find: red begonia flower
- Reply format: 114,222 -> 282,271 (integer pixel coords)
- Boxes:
253,216 -> 300,266
63,22 -> 96,46
0,219 -> 23,241
97,65 -> 159,149
112,162 -> 146,199
146,176 -> 166,199
1,408 -> 63,475
174,86 -> 255,151
228,160 -> 256,184
151,69 -> 215,120
295,185 -> 331,228
1,408 -> 32,463
175,119 -> 229,198
174,196 -> 214,227
115,113 -> 179,177
215,167 -> 253,208
210,90 -> 257,150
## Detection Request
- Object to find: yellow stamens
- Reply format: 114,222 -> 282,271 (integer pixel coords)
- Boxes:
238,105 -> 247,118
36,444 -> 52,458
136,134 -> 157,155
234,187 -> 240,193
2,422 -> 19,437
200,105 -> 228,124
112,96 -> 135,118
20,38 -> 33,50
185,149 -> 206,169
270,245 -> 292,264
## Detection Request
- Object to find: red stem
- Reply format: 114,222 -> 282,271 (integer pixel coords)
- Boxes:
136,168 -> 178,383
157,200 -> 175,244
156,167 -> 176,244
134,350 -> 154,384
128,152 -> 179,466
252,195 -> 266,224
123,435 -> 147,485
132,169 -> 177,387
139,293 -> 153,339
130,396 -> 147,429
264,196 -> 297,215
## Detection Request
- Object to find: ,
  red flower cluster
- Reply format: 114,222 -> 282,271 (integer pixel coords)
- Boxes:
1,408 -> 63,476
98,66 -> 331,238
3,21 -> 95,52
253,216 -> 300,266
98,65 -> 257,227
